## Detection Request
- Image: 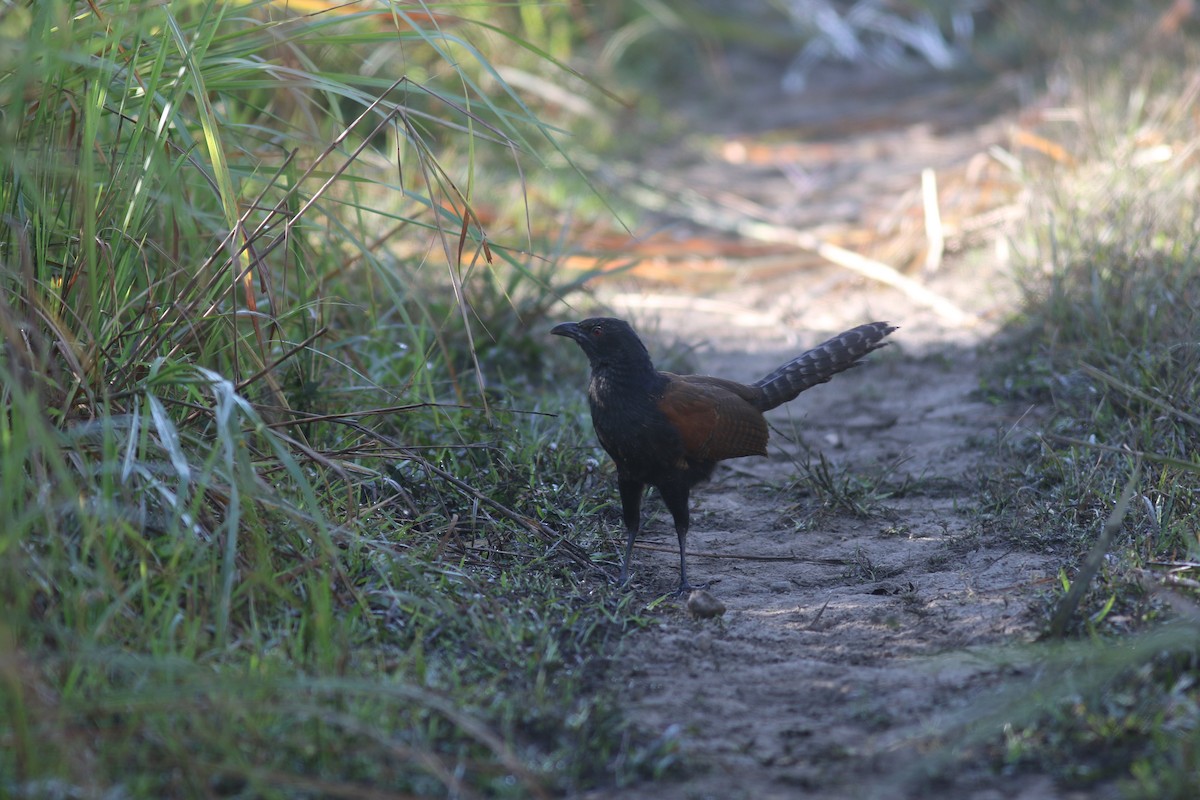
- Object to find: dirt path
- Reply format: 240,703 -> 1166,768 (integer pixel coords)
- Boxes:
577,58 -> 1082,799
595,334 -> 1058,799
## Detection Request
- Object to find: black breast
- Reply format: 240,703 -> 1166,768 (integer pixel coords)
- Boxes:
588,372 -> 715,488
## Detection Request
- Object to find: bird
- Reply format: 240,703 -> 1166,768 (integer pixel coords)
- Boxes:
552,316 -> 896,595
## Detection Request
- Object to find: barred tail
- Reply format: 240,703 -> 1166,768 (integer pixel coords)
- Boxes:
752,322 -> 896,411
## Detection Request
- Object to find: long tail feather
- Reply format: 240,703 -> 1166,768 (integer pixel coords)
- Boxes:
752,322 -> 896,411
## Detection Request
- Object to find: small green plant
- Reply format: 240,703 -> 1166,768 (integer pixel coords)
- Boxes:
784,451 -> 898,520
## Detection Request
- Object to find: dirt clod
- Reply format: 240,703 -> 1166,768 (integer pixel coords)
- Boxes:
686,589 -> 728,619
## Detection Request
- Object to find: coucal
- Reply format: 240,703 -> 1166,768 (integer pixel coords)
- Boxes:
552,317 -> 896,594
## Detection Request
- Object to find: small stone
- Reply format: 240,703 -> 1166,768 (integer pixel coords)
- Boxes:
687,589 -> 727,619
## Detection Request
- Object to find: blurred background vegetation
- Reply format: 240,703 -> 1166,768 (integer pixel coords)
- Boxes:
2,0 -> 1200,796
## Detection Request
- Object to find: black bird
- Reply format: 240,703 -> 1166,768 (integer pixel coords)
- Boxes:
552,317 -> 895,594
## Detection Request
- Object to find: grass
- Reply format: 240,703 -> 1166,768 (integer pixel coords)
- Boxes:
0,1 -> 685,796
963,7 -> 1200,795
784,450 -> 900,520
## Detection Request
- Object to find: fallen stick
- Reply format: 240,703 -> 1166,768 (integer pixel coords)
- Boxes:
630,541 -> 849,565
622,171 -> 979,328
736,219 -> 976,327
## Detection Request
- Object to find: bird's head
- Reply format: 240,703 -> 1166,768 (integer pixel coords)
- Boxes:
550,317 -> 653,370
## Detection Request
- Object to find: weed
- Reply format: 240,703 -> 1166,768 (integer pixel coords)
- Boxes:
782,451 -> 903,522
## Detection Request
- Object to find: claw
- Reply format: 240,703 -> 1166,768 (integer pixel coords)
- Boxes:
673,580 -> 710,597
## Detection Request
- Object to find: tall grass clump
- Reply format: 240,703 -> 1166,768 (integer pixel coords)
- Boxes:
0,1 -> 669,796
977,10 -> 1200,796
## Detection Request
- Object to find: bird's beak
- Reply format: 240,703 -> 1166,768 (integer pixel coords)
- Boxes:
551,321 -> 581,340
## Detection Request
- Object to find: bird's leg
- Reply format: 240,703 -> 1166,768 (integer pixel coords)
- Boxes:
616,478 -> 644,586
674,522 -> 695,596
659,483 -> 705,595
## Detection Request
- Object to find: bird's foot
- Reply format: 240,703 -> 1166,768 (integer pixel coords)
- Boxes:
673,580 -> 710,597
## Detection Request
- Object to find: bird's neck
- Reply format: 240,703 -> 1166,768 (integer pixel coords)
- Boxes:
588,352 -> 663,399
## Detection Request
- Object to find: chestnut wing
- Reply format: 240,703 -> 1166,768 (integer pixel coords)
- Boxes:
657,375 -> 769,462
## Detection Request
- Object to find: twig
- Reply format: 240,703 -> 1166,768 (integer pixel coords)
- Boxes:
1136,568 -> 1200,622
1163,574 -> 1200,590
608,159 -> 978,327
1042,432 -> 1199,472
922,167 -> 944,274
632,542 -> 848,565
807,596 -> 833,630
737,219 -> 976,327
348,423 -> 605,576
236,326 -> 328,392
1080,362 -> 1200,428
419,458 -> 604,574
259,402 -> 479,429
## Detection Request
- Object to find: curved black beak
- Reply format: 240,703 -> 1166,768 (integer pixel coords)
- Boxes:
551,321 -> 581,340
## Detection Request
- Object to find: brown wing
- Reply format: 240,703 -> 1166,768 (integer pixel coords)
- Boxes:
657,375 -> 769,462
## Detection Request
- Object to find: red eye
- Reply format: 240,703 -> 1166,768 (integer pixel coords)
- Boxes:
590,325 -> 603,337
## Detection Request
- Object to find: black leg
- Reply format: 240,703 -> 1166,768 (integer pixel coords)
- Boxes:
616,478 -> 644,585
658,483 -> 703,595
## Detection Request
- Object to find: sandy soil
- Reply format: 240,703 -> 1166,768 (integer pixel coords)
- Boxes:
569,52 -> 1101,799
